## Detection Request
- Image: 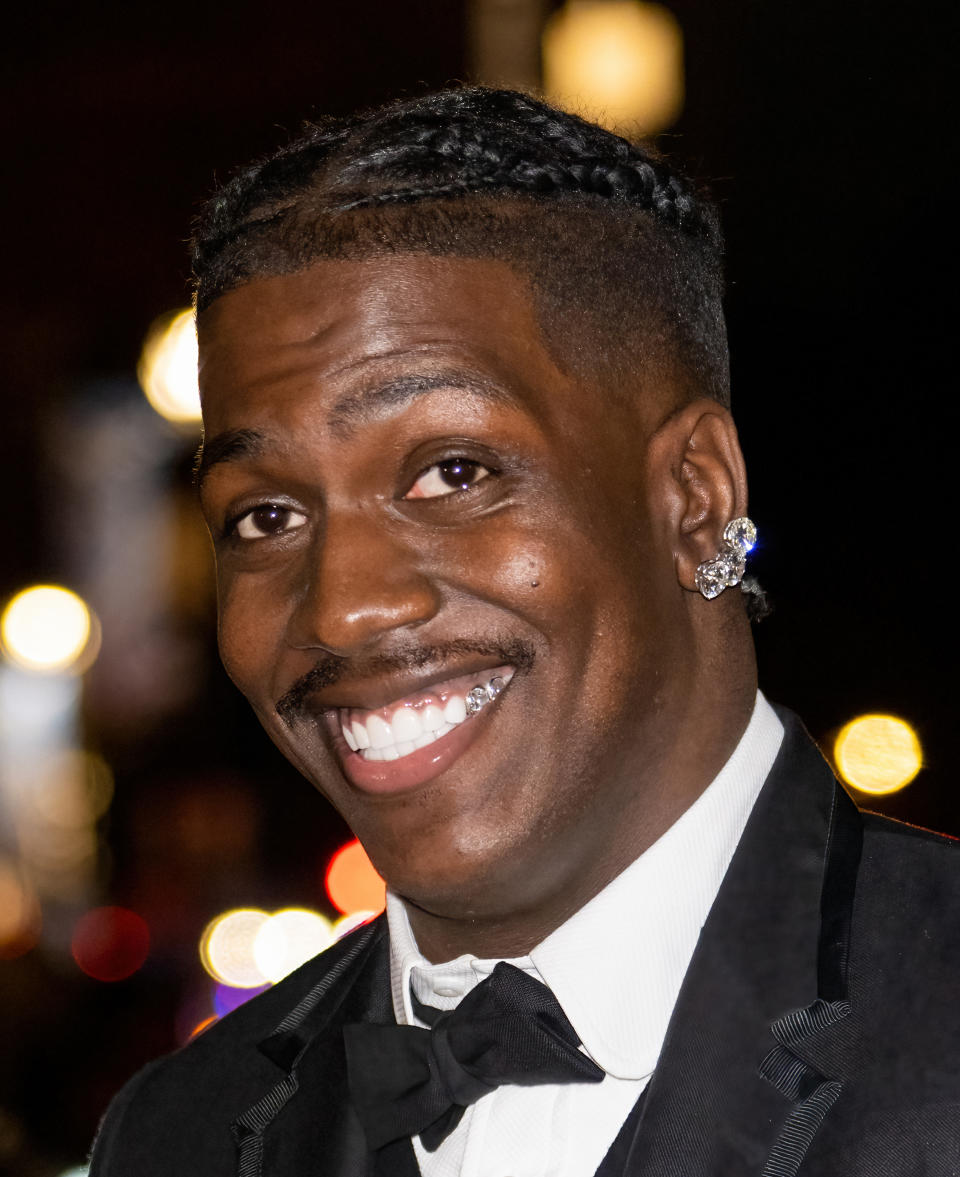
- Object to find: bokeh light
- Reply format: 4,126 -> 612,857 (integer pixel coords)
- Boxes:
137,307 -> 201,425
834,713 -> 923,795
213,981 -> 270,1018
174,988 -> 217,1046
188,1015 -> 218,1040
27,750 -> 114,829
18,820 -> 97,880
0,858 -> 41,960
542,0 -> 684,134
1,585 -> 95,673
199,908 -> 270,988
71,906 -> 150,981
332,910 -> 377,940
252,908 -> 334,983
325,839 -> 386,915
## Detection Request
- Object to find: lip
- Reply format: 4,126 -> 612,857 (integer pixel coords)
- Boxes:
326,665 -> 514,795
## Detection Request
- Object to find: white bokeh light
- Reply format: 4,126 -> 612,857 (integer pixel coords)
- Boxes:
199,908 -> 270,988
253,908 -> 334,983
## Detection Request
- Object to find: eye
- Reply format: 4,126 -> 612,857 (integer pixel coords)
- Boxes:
405,458 -> 492,500
231,503 -> 307,540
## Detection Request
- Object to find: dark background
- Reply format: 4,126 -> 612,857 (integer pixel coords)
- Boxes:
0,2 -> 954,1172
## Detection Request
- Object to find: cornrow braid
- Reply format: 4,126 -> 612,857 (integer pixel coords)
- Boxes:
193,86 -> 729,407
326,92 -> 708,232
338,154 -> 699,227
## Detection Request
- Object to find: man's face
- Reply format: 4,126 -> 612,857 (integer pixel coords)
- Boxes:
198,255 -> 696,927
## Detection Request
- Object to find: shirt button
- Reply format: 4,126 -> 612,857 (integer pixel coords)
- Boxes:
434,985 -> 463,998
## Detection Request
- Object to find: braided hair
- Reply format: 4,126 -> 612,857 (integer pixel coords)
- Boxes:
193,87 -> 729,405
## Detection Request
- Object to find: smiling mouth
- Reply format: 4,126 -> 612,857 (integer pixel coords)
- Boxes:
337,667 -> 515,762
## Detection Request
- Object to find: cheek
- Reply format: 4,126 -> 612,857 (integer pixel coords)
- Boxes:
430,511 -> 656,734
426,505 -> 621,625
215,571 -> 288,699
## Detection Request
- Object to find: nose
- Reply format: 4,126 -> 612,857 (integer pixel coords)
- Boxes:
286,508 -> 441,656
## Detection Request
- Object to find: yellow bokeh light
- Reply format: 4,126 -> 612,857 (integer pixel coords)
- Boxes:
199,908 -> 270,988
137,307 -> 201,426
1,585 -> 95,673
542,0 -> 684,134
834,714 -> 923,796
253,908 -> 334,983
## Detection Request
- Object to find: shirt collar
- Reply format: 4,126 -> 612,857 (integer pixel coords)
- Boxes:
387,691 -> 784,1078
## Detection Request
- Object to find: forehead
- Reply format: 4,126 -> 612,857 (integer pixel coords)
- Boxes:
198,255 -> 573,427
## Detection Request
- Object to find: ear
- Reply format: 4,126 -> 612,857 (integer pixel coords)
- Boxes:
646,400 -> 749,592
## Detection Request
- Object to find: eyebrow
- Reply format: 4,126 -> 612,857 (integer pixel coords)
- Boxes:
195,371 -> 512,488
326,371 -> 511,435
194,428 -> 266,489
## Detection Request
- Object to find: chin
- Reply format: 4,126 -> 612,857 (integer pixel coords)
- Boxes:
377,815 -> 573,926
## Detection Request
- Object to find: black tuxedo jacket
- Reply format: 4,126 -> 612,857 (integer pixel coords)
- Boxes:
90,711 -> 960,1176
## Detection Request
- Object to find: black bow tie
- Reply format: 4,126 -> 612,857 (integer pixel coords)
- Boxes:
343,961 -> 604,1151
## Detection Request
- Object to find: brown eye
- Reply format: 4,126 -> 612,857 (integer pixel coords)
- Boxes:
233,504 -> 307,540
406,459 -> 491,500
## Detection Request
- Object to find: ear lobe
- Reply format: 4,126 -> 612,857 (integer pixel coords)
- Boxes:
647,401 -> 748,592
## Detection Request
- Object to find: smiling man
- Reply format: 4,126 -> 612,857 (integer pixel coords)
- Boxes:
90,89 -> 959,1177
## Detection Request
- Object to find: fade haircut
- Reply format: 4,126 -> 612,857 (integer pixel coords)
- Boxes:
192,87 -> 729,406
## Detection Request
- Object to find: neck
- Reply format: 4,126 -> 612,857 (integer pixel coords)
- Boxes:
403,877 -> 618,963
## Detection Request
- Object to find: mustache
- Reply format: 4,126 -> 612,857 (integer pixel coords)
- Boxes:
275,637 -> 536,724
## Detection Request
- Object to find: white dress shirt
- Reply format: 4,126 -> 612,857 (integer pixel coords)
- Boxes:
386,691 -> 785,1177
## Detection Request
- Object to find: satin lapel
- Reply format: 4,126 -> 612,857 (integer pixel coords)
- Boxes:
231,918 -> 402,1177
621,713 -> 862,1177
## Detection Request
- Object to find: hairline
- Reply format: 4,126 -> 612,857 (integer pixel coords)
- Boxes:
197,201 -> 718,413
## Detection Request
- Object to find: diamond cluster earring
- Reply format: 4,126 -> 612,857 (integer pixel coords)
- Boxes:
695,517 -> 757,600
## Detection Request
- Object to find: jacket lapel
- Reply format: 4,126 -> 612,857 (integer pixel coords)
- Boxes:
232,917 -> 411,1177
621,712 -> 862,1177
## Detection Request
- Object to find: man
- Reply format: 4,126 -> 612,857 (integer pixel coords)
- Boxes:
90,88 -> 958,1176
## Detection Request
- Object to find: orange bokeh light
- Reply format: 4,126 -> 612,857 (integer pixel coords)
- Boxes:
189,1015 -> 219,1039
71,906 -> 150,981
325,840 -> 386,916
0,859 -> 41,960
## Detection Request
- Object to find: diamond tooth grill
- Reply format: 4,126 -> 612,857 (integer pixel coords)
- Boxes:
465,686 -> 488,715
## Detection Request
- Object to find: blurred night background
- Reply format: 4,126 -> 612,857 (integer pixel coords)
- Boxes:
0,1 -> 954,1172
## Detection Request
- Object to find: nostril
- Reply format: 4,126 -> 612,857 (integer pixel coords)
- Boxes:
288,557 -> 441,656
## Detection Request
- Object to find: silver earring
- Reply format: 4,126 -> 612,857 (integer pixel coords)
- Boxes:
695,517 -> 757,600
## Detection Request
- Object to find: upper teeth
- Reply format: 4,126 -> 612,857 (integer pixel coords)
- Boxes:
339,673 -> 510,762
